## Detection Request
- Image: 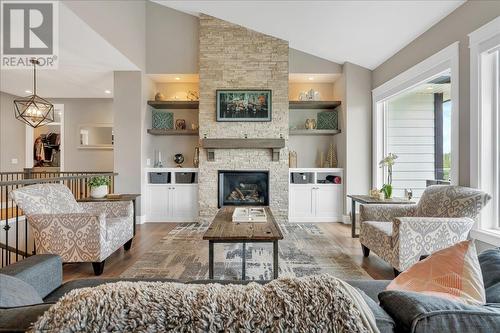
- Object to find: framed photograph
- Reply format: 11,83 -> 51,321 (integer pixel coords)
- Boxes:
216,89 -> 272,122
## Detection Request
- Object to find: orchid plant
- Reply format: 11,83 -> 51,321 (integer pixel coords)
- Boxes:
379,153 -> 398,199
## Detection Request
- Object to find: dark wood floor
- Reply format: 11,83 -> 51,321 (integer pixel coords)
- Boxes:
63,222 -> 394,282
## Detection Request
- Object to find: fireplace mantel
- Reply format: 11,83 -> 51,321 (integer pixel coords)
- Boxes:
200,138 -> 286,161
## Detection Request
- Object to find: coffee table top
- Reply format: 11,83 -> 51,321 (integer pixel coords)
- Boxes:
203,206 -> 283,241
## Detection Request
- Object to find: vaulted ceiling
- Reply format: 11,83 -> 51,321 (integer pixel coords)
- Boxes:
155,0 -> 464,70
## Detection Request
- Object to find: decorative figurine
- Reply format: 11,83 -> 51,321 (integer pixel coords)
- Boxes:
174,154 -> 185,168
175,119 -> 186,130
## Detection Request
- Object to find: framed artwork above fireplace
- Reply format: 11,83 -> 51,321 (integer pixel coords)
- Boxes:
216,89 -> 272,122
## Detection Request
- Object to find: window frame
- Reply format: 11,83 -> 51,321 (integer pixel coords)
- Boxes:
469,16 -> 500,245
372,43 -> 460,190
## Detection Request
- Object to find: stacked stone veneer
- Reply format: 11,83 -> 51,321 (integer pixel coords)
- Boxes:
198,15 -> 289,222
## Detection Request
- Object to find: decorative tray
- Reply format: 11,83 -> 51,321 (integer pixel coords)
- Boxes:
232,207 -> 267,223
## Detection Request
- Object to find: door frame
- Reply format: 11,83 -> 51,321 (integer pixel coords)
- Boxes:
372,42 -> 459,189
25,104 -> 64,170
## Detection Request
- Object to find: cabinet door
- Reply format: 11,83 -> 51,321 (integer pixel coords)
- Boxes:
289,185 -> 314,220
314,186 -> 342,221
171,185 -> 198,221
146,186 -> 169,222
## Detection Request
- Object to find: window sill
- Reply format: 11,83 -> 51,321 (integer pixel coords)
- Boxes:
471,229 -> 500,246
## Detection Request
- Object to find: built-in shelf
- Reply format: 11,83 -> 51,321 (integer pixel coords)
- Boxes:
147,129 -> 199,136
290,129 -> 341,136
289,101 -> 341,110
147,100 -> 199,109
201,138 -> 286,161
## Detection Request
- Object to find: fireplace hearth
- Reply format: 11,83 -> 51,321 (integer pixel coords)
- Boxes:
218,171 -> 269,207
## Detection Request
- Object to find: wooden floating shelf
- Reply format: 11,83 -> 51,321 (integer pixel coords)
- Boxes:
147,129 -> 199,136
289,101 -> 341,109
148,100 -> 199,109
290,129 -> 341,136
200,138 -> 286,161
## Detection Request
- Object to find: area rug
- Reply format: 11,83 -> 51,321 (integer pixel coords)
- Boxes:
121,223 -> 372,281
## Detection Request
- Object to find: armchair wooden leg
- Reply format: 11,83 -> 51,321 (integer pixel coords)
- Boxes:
361,244 -> 370,257
393,268 -> 400,277
92,261 -> 105,276
124,239 -> 133,251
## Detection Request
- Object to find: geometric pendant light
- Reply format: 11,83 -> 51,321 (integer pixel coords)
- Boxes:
14,59 -> 54,128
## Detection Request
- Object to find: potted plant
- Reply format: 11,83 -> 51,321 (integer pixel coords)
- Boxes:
89,176 -> 110,198
379,153 -> 398,199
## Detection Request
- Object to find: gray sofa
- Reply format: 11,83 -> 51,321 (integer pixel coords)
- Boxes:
1,249 -> 499,332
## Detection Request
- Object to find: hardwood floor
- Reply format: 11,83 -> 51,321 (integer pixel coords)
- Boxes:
63,222 -> 394,282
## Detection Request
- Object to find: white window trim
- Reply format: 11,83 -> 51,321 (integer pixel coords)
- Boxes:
469,16 -> 500,246
372,42 -> 460,189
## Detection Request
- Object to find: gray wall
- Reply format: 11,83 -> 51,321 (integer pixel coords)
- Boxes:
0,91 -> 25,171
51,98 -> 114,171
372,0 -> 500,186
289,48 -> 342,74
113,71 -> 143,207
146,1 -> 199,74
344,63 -> 373,213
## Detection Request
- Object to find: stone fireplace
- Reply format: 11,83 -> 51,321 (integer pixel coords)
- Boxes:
218,171 -> 269,207
198,15 -> 289,223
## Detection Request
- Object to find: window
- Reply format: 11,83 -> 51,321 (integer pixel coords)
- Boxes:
382,72 -> 452,200
470,16 -> 500,242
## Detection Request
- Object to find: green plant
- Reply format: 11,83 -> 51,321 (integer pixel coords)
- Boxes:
380,184 -> 393,199
88,176 -> 110,188
379,153 -> 398,199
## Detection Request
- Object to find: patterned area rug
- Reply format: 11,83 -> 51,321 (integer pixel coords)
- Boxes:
121,223 -> 371,281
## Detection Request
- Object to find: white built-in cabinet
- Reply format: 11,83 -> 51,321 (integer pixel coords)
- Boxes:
145,168 -> 198,222
289,168 -> 343,222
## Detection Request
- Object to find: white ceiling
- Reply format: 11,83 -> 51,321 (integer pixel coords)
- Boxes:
0,3 -> 138,99
155,0 -> 464,70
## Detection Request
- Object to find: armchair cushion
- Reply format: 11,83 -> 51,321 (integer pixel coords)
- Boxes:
360,204 -> 417,222
417,185 -> 491,218
9,184 -> 82,215
379,290 -> 500,333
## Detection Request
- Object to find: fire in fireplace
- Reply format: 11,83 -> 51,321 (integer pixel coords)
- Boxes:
218,170 -> 269,207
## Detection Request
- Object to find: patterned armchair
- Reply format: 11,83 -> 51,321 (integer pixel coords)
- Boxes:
359,186 -> 491,275
10,184 -> 134,275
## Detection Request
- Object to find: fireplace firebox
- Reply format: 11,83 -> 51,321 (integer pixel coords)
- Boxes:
218,171 -> 269,207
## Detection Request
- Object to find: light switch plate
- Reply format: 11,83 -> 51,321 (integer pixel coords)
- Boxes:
146,158 -> 151,166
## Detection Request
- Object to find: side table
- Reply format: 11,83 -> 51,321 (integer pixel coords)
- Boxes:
347,195 -> 415,238
78,194 -> 141,236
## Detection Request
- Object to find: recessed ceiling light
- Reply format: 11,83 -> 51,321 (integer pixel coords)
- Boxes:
25,90 -> 32,94
104,90 -> 112,94
426,87 -> 433,90
175,77 -> 180,80
308,77 -> 314,81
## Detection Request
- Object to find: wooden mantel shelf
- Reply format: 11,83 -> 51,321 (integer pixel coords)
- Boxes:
200,138 -> 285,161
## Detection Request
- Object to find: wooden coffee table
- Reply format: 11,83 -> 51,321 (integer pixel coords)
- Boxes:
203,206 -> 283,280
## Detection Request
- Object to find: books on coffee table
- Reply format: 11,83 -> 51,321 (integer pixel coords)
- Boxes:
232,207 -> 267,223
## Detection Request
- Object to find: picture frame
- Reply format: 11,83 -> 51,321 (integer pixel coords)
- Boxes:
216,89 -> 272,122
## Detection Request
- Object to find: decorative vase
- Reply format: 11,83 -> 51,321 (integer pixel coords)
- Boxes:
193,147 -> 200,168
174,153 -> 185,167
90,185 -> 108,199
154,92 -> 165,101
175,119 -> 186,130
326,143 -> 337,168
305,119 -> 316,130
289,151 -> 297,168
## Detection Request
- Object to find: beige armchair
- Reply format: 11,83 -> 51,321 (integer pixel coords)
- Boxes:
359,185 -> 491,275
10,184 -> 134,275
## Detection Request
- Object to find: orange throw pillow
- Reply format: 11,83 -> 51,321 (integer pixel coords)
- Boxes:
386,240 -> 486,305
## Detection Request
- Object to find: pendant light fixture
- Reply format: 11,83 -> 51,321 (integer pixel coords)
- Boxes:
14,59 -> 54,128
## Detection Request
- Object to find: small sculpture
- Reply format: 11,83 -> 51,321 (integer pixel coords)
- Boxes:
187,90 -> 199,101
174,154 -> 185,168
193,147 -> 200,168
289,151 -> 297,168
154,92 -> 165,101
305,119 -> 316,130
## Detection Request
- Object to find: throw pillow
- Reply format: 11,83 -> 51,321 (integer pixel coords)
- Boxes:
478,247 -> 500,303
0,274 -> 43,308
386,240 -> 486,305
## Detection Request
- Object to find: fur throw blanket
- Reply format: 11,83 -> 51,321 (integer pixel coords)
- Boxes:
31,275 -> 379,333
